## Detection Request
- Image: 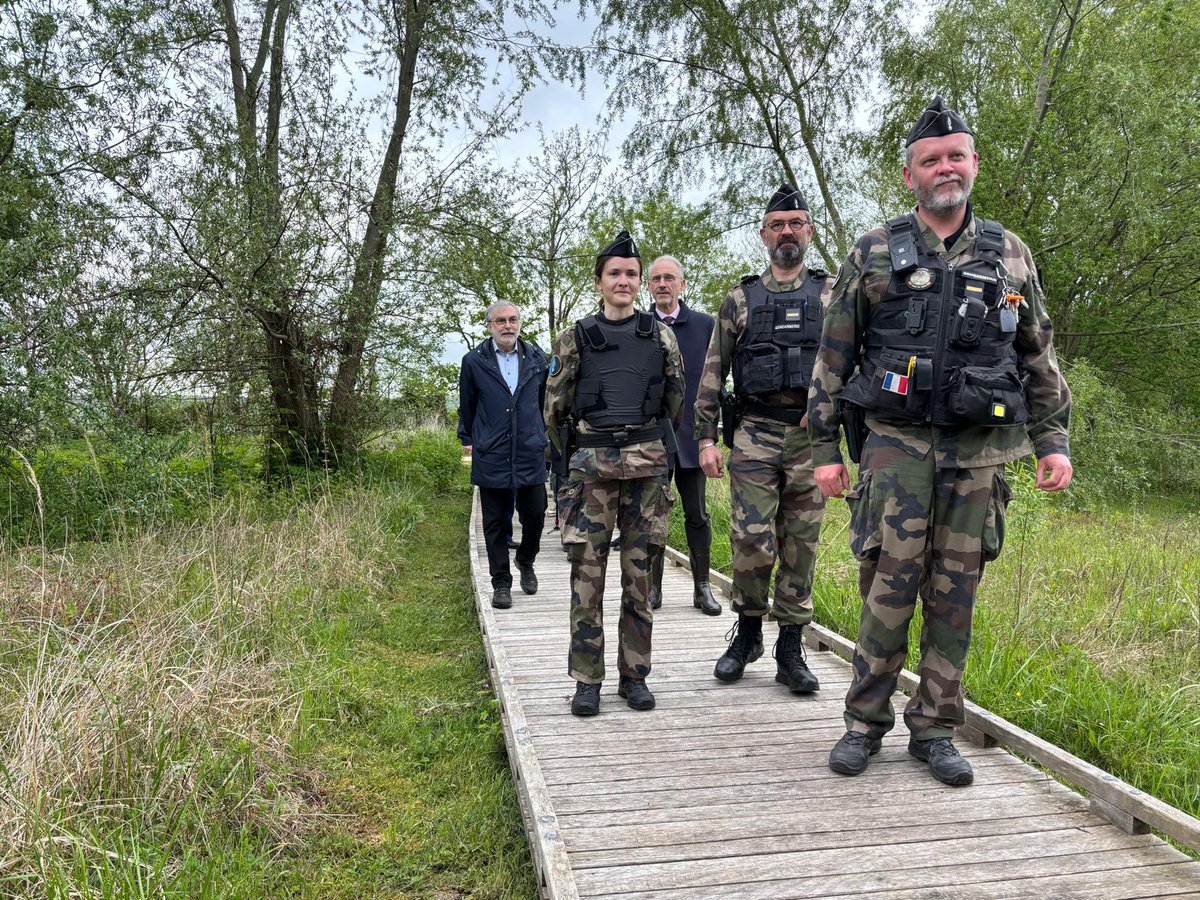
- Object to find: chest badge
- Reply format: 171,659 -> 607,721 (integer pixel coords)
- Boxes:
905,268 -> 934,290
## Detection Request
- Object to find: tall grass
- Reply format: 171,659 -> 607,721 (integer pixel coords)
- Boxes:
674,461 -> 1200,819
0,429 -> 528,897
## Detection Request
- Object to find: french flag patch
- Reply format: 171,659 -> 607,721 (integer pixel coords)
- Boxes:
882,371 -> 909,395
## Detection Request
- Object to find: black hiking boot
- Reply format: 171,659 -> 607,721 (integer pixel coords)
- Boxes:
773,623 -> 819,693
713,615 -> 764,682
909,736 -> 974,786
617,676 -> 656,711
571,681 -> 600,717
828,731 -> 882,776
491,584 -> 512,609
517,561 -> 538,595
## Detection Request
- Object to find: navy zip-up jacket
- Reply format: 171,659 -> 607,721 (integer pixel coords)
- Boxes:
457,337 -> 549,489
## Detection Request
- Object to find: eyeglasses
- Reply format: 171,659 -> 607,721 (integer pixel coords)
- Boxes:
765,218 -> 811,233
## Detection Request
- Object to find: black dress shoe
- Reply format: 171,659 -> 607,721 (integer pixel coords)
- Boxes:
491,584 -> 512,609
517,561 -> 538,595
571,681 -> 600,716
506,537 -> 519,550
693,583 -> 722,616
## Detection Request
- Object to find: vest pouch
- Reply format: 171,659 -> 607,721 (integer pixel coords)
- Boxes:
784,346 -> 817,391
949,298 -> 988,348
733,343 -> 782,397
864,350 -> 931,419
948,366 -> 1030,426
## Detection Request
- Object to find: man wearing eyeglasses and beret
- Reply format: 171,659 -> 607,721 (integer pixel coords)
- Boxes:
693,183 -> 832,696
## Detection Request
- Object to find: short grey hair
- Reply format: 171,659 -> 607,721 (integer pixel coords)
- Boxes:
649,255 -> 685,278
904,133 -> 976,169
485,300 -> 520,324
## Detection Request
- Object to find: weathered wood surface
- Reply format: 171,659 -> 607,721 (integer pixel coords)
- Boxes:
472,491 -> 1200,899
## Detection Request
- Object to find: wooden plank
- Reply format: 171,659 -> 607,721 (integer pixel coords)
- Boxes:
576,838 -> 1181,898
470,493 -> 579,900
673,545 -> 1200,854
477,504 -> 1200,900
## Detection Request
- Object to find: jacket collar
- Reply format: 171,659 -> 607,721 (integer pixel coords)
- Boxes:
655,302 -> 691,325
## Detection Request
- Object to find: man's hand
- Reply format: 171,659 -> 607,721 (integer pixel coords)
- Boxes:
814,463 -> 850,498
699,444 -> 725,478
463,445 -> 473,457
1035,453 -> 1072,492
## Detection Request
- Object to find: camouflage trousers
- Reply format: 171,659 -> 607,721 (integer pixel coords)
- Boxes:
728,416 -> 827,625
558,473 -> 673,684
843,435 -> 1011,740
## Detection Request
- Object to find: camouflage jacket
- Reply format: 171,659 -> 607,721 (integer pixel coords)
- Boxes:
544,313 -> 685,479
694,267 -> 834,442
807,212 -> 1072,469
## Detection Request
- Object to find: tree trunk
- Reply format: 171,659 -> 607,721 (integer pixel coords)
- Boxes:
327,0 -> 426,457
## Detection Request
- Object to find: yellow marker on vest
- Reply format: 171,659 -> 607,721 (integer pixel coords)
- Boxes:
992,403 -> 1007,418
906,356 -> 916,378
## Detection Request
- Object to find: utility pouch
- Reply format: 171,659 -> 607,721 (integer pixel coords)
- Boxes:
950,298 -> 988,348
947,366 -> 1030,426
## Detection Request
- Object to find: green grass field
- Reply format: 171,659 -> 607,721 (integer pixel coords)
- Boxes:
3,428 -> 1196,898
0,431 -> 535,898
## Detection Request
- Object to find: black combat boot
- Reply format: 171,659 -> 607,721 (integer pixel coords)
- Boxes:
829,731 -> 882,776
909,736 -> 974,786
617,676 -> 656,711
690,550 -> 721,615
713,614 -> 764,682
774,623 -> 819,693
571,681 -> 601,717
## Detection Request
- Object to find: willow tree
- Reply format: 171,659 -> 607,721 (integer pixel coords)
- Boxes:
590,0 -> 901,269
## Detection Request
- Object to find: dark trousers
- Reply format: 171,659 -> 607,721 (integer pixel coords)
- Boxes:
650,465 -> 711,588
481,483 -> 547,587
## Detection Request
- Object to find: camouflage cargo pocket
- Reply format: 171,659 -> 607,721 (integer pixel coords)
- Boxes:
648,477 -> 675,546
981,471 -> 1013,563
846,469 -> 883,561
558,480 -> 587,558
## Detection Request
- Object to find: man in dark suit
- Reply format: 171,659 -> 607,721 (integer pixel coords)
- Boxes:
647,255 -> 721,615
458,301 -> 550,608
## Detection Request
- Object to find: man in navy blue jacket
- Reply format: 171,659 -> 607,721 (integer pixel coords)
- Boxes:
458,301 -> 550,608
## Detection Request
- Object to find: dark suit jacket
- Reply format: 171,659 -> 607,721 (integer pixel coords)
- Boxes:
661,303 -> 715,469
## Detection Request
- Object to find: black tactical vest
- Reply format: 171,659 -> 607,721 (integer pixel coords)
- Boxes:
840,214 -> 1030,427
732,272 -> 827,400
571,311 -> 666,428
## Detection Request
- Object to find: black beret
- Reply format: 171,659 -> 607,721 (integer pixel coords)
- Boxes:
766,182 -> 808,214
905,95 -> 974,147
597,229 -> 639,262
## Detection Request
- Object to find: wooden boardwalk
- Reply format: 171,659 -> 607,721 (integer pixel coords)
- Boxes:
470,492 -> 1200,899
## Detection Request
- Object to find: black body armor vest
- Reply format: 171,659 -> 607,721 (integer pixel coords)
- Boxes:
732,272 -> 827,400
840,214 -> 1031,428
571,311 -> 666,428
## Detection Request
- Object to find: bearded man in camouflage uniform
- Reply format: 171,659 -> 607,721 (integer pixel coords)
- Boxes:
811,97 -> 1073,786
694,184 -> 831,694
545,230 -> 685,717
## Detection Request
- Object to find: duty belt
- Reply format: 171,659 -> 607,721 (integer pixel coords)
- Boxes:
741,401 -> 805,426
574,421 -> 666,448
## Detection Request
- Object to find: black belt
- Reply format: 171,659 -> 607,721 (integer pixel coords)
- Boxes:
742,401 -> 805,425
575,421 -> 665,448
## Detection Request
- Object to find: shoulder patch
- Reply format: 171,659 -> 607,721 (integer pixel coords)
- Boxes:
548,355 -> 563,377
